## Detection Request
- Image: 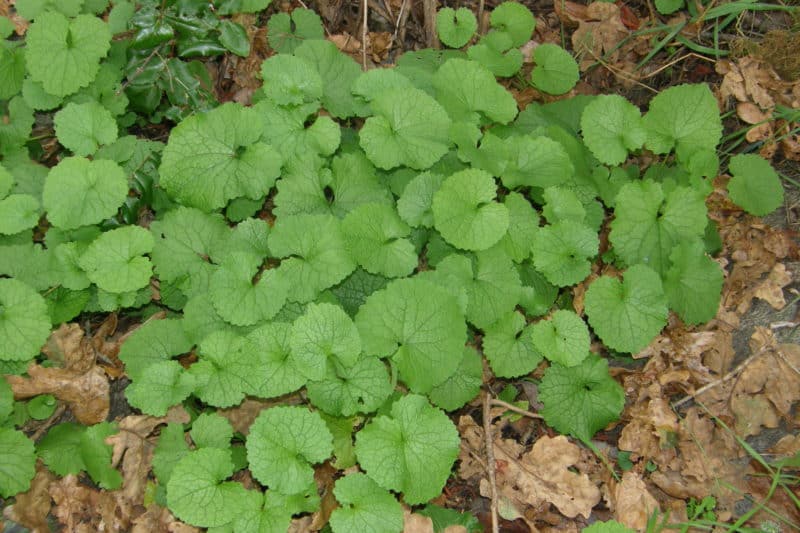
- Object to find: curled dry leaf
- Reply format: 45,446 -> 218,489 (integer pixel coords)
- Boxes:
131,504 -> 200,533
3,465 -> 56,533
50,475 -> 132,533
569,2 -> 629,71
105,406 -> 190,505
612,472 -> 660,530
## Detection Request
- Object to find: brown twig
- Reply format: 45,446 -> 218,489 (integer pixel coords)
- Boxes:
490,398 -> 544,420
482,392 -> 499,533
362,0 -> 369,70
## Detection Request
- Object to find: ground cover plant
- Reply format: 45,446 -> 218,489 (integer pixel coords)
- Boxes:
0,0 -> 798,531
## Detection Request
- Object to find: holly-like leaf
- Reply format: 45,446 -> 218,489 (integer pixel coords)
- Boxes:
78,226 -> 153,293
483,311 -> 542,378
159,103 -> 283,212
25,12 -> 111,96
355,394 -> 459,505
580,94 -> 645,166
530,310 -> 590,367
53,101 -> 117,156
355,278 -> 466,394
432,169 -> 509,252
0,278 -> 51,361
436,8 -> 477,49
727,154 -> 784,216
539,356 -> 625,442
246,406 -> 333,494
290,302 -> 362,381
43,157 -> 127,230
329,473 -> 404,533
584,265 -> 668,353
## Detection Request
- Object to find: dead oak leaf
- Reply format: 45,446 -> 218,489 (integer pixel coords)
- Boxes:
611,472 -> 660,530
105,406 -> 190,505
50,475 -> 132,533
3,464 -> 55,533
131,505 -> 200,533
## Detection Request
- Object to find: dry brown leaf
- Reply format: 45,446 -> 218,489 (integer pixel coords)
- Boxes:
753,263 -> 793,310
570,2 -> 629,71
492,436 -> 601,519
219,397 -> 289,435
612,472 -> 660,530
403,508 -> 435,533
105,406 -> 190,505
3,465 -> 55,533
131,505 -> 200,533
457,415 -> 487,480
329,33 -> 362,54
50,475 -> 132,532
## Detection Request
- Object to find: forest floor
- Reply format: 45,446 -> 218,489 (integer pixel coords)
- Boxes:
2,0 -> 799,531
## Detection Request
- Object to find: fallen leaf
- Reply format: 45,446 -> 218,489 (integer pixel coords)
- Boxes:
131,504 -> 200,533
219,397 -> 290,435
50,475 -> 132,532
753,263 -> 793,310
403,508 -> 435,533
105,406 -> 190,505
3,465 -> 55,533
612,472 -> 660,530
570,2 -> 629,71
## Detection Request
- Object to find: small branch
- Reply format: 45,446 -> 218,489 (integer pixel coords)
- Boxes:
362,0 -> 369,70
482,392 -> 499,533
490,398 -> 544,420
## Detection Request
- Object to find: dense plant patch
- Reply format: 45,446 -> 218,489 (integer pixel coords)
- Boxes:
0,0 -> 787,530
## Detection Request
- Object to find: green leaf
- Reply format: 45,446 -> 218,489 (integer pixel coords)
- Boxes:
167,448 -> 241,528
216,0 -> 271,14
541,186 -> 586,225
355,394 -> 459,505
159,103 -> 283,211
532,221 -> 598,287
22,78 -> 63,111
53,101 -> 117,156
267,9 -> 324,54
289,302 -> 362,381
428,346 -> 482,411
359,88 -> 452,170
0,378 -> 12,423
152,422 -> 189,485
150,207 -> 230,298
307,355 -> 392,417
655,0 -> 684,13
43,156 -> 127,230
269,214 -> 356,303
232,490 -> 297,533
219,20 -> 250,57
0,278 -> 50,361
81,422 -> 123,489
191,412 -> 234,450
78,226 -> 153,293
15,0 -> 83,19
0,194 -> 40,235
37,422 -> 122,489
433,59 -> 517,125
244,322 -> 307,398
0,45 -> 25,100
643,84 -> 722,160
466,31 -> 523,77
436,8 -> 477,49
531,310 -> 590,367
0,428 -> 35,497
190,331 -> 258,408
342,203 -> 417,278
125,360 -> 196,416
727,154 -> 784,216
482,311 -> 542,378
329,473 -> 404,533
500,191 -> 539,262
584,264 -> 669,353
330,268 -> 389,317
490,1 -> 536,46
663,240 -> 723,325
118,318 -> 191,380
295,40 -> 365,119
246,405 -> 333,494
539,356 -> 625,442
583,520 -> 636,533
261,54 -> 323,106
580,94 -> 645,166
355,278 -> 466,393
209,252 -> 288,326
609,180 -> 707,276
397,172 -> 444,229
499,135 -> 574,189
353,69 -> 415,104
25,12 -> 110,97
418,505 -> 482,533
432,169 -> 509,252
531,44 -> 579,95
517,261 -> 559,317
